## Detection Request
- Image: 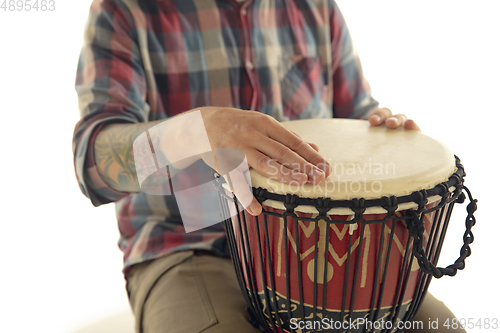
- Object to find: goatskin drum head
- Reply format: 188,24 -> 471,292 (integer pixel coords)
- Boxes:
249,119 -> 456,213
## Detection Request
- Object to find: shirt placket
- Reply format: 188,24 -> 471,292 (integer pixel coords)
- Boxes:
238,0 -> 260,110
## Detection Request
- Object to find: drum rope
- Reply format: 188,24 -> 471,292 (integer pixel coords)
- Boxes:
214,156 -> 477,332
239,157 -> 466,215
406,186 -> 477,278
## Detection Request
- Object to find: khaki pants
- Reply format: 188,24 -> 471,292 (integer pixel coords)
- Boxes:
126,251 -> 465,333
126,250 -> 261,333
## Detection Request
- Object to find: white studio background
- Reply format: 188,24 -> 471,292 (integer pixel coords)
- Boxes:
337,1 -> 500,331
0,1 -> 498,333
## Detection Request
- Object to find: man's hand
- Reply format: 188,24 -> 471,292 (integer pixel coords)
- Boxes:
368,107 -> 420,131
198,107 -> 333,215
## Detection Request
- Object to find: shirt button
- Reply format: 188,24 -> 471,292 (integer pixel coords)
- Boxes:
245,61 -> 254,70
241,8 -> 247,16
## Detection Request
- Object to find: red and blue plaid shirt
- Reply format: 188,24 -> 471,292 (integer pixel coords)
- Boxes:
72,0 -> 378,275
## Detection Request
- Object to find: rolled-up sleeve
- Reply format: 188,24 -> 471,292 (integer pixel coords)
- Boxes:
330,0 -> 379,119
72,0 -> 149,206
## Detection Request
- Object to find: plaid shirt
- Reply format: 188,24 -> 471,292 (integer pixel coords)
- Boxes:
73,0 -> 378,275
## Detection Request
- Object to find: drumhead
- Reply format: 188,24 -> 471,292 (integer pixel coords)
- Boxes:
250,119 -> 456,214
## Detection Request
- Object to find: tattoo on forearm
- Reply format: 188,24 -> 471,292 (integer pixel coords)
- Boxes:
94,122 -> 158,192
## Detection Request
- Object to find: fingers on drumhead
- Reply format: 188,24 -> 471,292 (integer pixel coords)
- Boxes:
255,141 -> 326,184
248,123 -> 329,184
284,136 -> 330,178
404,119 -> 421,131
249,152 -> 315,185
386,113 -> 408,129
268,160 -> 310,185
308,142 -> 320,152
369,107 -> 393,125
291,130 -> 320,153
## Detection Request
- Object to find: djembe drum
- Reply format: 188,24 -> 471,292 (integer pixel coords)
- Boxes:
215,119 -> 476,333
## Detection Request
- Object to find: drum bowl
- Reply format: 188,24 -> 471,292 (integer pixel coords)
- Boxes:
219,119 -> 475,333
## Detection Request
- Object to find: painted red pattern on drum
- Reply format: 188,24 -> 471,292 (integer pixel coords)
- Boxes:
231,200 -> 445,330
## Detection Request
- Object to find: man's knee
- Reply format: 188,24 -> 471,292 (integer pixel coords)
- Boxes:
126,251 -> 260,333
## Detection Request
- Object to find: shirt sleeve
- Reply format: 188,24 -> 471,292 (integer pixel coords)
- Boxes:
330,0 -> 379,119
72,0 -> 149,206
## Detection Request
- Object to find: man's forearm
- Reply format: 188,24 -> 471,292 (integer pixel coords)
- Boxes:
93,119 -> 167,193
93,109 -> 207,193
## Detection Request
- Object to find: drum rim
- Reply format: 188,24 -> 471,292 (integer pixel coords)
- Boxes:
249,156 -> 464,215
